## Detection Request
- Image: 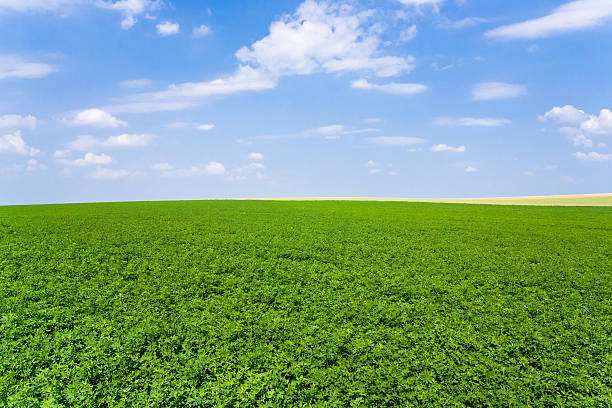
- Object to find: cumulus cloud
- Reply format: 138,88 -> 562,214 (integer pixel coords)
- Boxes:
25,158 -> 47,172
152,162 -> 173,171
73,152 -> 112,166
193,24 -> 211,37
54,149 -> 71,159
434,117 -> 511,127
351,78 -> 427,94
157,21 -> 180,36
560,127 -> 593,147
581,109 -> 612,135
432,144 -> 466,153
485,0 -> 612,40
397,0 -> 445,13
235,1 -> 414,78
248,152 -> 264,160
539,105 -> 588,123
465,166 -> 477,173
66,108 -> 127,128
369,136 -> 425,146
472,82 -> 526,100
0,55 -> 56,80
0,131 -> 39,156
573,151 -> 612,161
97,0 -> 161,30
103,133 -> 152,147
0,114 -> 37,129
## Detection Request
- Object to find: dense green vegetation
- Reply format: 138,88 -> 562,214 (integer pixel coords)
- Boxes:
1,200 -> 611,407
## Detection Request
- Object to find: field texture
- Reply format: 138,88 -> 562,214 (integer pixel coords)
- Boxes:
1,201 -> 611,407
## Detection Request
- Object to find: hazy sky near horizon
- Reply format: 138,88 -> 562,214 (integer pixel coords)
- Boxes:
1,0 -> 611,204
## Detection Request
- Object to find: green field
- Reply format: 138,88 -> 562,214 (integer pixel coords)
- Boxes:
1,201 -> 611,407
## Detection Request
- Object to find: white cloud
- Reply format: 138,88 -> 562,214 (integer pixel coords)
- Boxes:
0,114 -> 37,129
0,55 -> 56,80
67,108 -> 127,128
73,152 -> 112,166
193,24 -> 211,37
157,21 -> 180,36
523,171 -> 534,177
370,136 -> 425,146
0,0 -> 82,12
351,78 -> 427,95
313,125 -> 345,136
91,167 -> 130,179
465,166 -> 477,173
203,161 -> 226,175
472,82 -> 526,100
560,127 -> 593,147
365,160 -> 377,167
369,168 -> 382,174
25,158 -> 47,172
0,131 -> 39,156
197,124 -> 215,131
68,135 -> 98,151
397,0 -> 445,13
434,117 -> 511,127
152,162 -> 173,171
539,105 -> 588,123
120,78 -> 152,88
362,117 -> 383,124
574,151 -> 612,161
54,149 -> 71,159
250,162 -> 265,169
485,0 -> 612,40
581,109 -> 612,135
98,0 -> 161,30
103,133 -> 152,147
399,25 -> 417,42
248,152 -> 264,160
432,144 -> 466,153
438,17 -> 489,29
235,0 -> 414,78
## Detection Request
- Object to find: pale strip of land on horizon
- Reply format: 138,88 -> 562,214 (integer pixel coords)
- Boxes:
255,193 -> 612,207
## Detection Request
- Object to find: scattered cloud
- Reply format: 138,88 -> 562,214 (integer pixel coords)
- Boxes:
54,149 -> 71,159
98,0 -> 161,30
104,133 -> 152,147
539,105 -> 588,123
0,114 -> 37,129
161,161 -> 226,177
581,109 -> 612,135
437,17 -> 489,29
66,108 -> 127,128
369,168 -> 382,174
465,166 -> 477,173
370,136 -> 425,146
351,78 -> 427,95
25,158 -> 47,172
432,144 -> 466,153
120,78 -> 152,88
365,160 -> 377,167
73,152 -> 112,166
472,82 -> 526,100
193,24 -> 211,37
0,131 -> 39,156
362,117 -> 384,124
485,0 -> 612,40
0,55 -> 56,80
235,1 -> 415,78
152,162 -> 173,171
574,151 -> 612,161
399,25 -> 417,42
523,171 -> 534,177
68,135 -> 98,151
397,0 -> 445,13
434,117 -> 511,127
91,167 -> 130,180
198,124 -> 215,131
248,152 -> 264,160
560,127 -> 593,147
157,21 -> 180,36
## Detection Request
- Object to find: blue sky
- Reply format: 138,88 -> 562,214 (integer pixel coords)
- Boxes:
0,0 -> 611,204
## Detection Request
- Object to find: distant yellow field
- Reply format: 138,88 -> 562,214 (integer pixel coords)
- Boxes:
259,193 -> 612,207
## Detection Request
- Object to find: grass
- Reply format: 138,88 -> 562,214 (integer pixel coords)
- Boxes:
1,200 -> 611,407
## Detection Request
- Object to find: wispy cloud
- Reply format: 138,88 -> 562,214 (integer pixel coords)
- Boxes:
0,55 -> 56,80
472,82 -> 526,100
434,117 -> 511,127
369,136 -> 425,146
351,79 -> 427,95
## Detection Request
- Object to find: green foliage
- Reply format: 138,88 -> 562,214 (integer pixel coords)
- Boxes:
1,201 -> 611,407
